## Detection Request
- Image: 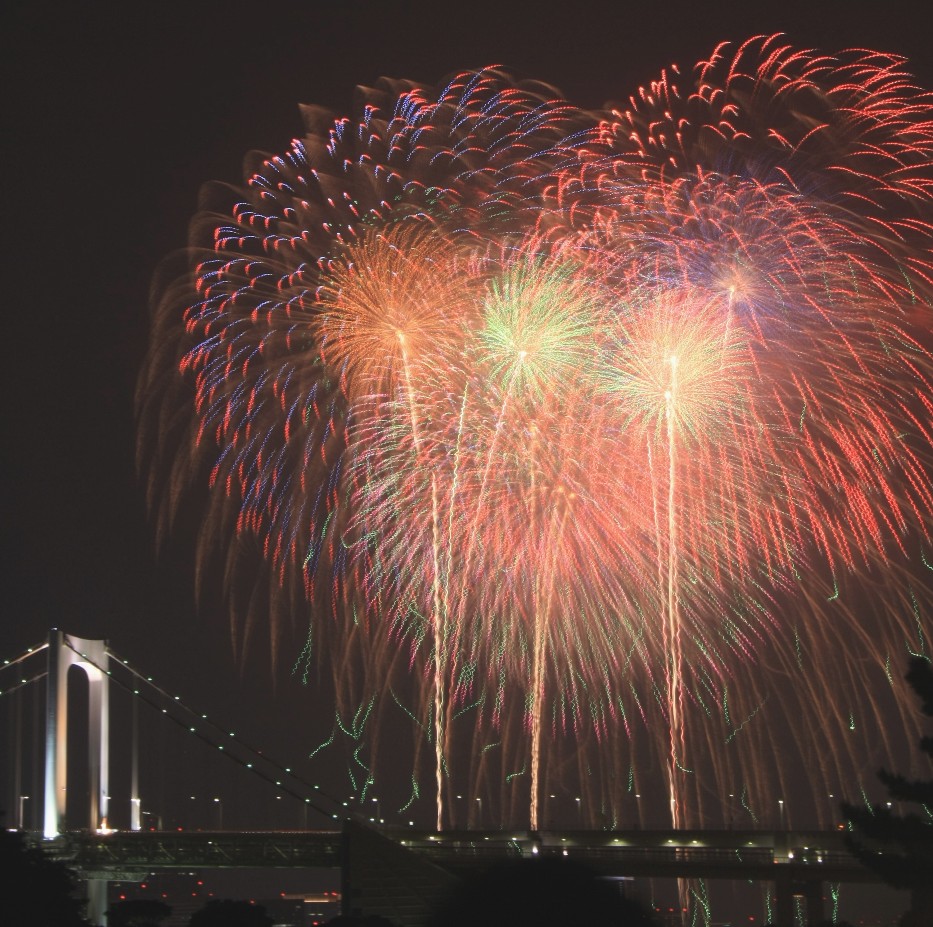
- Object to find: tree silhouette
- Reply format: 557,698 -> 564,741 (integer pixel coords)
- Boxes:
106,898 -> 172,927
0,825 -> 91,926
188,898 -> 274,927
325,917 -> 399,926
843,657 -> 933,927
426,856 -> 658,926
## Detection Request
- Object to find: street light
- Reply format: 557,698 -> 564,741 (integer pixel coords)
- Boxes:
213,798 -> 223,830
475,796 -> 482,828
99,795 -> 113,834
141,810 -> 162,831
778,799 -> 785,829
18,795 -> 29,831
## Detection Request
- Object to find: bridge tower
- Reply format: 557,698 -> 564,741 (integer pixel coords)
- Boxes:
43,629 -> 111,839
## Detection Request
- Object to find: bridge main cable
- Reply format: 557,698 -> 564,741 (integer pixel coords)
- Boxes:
0,641 -> 50,692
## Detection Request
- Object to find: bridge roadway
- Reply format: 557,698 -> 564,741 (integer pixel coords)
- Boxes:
402,827 -> 878,886
47,829 -> 342,879
51,824 -> 875,884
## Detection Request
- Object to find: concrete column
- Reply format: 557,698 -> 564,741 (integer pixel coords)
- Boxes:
44,629 -> 66,839
773,876 -> 794,927
130,696 -> 140,831
773,876 -> 823,927
803,880 -> 824,925
86,879 -> 108,926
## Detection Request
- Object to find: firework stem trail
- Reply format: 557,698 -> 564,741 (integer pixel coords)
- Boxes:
664,354 -> 685,832
529,610 -> 546,832
399,335 -> 447,830
665,352 -> 692,923
439,384 -> 470,826
430,474 -> 446,830
529,502 -> 569,832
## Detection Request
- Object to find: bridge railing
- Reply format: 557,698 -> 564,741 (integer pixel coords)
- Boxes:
396,832 -> 866,878
45,830 -> 342,874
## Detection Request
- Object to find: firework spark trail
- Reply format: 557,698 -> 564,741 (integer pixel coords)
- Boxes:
664,353 -> 684,832
140,43 -> 933,881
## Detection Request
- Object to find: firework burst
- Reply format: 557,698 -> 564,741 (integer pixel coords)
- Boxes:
141,39 -> 933,864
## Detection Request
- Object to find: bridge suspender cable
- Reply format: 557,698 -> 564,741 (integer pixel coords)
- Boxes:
1,637 -> 350,824
59,639 -> 346,821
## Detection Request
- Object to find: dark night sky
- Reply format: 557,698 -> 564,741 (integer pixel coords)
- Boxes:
3,0 -> 933,835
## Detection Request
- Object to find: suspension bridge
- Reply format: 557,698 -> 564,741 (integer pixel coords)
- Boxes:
2,630 -> 884,927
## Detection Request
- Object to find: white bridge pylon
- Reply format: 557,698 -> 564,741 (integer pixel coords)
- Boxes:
42,629 -> 125,839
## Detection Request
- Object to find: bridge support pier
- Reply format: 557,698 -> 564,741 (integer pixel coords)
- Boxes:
774,876 -> 823,927
85,878 -> 108,927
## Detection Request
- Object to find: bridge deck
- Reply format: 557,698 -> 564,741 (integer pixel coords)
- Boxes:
395,827 -> 876,884
45,825 -> 876,885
